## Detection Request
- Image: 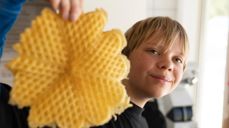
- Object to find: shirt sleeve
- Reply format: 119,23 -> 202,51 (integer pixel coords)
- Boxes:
0,83 -> 29,128
0,0 -> 26,57
91,116 -> 127,128
91,119 -> 118,128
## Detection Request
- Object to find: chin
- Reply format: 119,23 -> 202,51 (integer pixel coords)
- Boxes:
146,91 -> 169,99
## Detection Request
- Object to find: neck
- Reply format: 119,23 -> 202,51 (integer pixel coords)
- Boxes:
124,81 -> 150,108
130,97 -> 148,108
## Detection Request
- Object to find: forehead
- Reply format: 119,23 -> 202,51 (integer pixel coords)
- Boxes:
142,31 -> 186,55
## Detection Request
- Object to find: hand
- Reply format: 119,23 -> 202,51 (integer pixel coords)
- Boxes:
47,0 -> 83,21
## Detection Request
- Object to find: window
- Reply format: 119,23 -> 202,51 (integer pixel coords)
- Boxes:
197,0 -> 229,127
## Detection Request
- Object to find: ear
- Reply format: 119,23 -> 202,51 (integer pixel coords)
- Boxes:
183,63 -> 187,71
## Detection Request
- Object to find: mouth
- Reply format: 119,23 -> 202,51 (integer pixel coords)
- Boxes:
150,74 -> 173,83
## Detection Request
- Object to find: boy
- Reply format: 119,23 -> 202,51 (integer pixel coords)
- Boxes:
95,16 -> 189,128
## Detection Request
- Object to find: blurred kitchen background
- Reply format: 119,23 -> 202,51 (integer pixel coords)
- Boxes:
0,0 -> 228,128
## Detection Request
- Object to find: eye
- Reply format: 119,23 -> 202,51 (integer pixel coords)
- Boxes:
148,49 -> 160,55
175,57 -> 183,64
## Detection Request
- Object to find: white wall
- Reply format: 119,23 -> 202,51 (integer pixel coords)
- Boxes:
177,0 -> 202,63
224,37 -> 229,126
84,0 -> 147,32
147,0 -> 177,19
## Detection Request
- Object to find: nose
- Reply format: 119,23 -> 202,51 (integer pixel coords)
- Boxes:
157,56 -> 173,71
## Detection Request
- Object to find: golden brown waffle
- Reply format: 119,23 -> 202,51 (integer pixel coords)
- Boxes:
7,8 -> 130,128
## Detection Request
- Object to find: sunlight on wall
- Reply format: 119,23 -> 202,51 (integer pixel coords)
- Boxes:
198,16 -> 228,128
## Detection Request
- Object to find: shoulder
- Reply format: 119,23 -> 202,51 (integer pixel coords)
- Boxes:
93,105 -> 147,128
91,117 -> 122,128
92,111 -> 131,128
0,83 -> 29,128
0,83 -> 12,103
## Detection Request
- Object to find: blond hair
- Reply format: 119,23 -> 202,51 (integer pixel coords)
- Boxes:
122,16 -> 189,57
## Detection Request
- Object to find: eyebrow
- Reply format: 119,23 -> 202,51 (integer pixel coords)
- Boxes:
144,42 -> 164,50
145,43 -> 185,56
176,52 -> 185,57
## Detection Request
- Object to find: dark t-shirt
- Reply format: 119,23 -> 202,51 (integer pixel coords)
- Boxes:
94,103 -> 148,128
1,83 -> 165,128
143,101 -> 166,128
0,83 -> 29,128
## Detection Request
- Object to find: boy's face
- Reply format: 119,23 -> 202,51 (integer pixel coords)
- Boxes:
127,36 -> 186,98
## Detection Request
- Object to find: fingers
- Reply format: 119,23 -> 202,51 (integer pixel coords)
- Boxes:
60,0 -> 71,20
70,0 -> 83,21
48,0 -> 61,11
48,0 -> 83,22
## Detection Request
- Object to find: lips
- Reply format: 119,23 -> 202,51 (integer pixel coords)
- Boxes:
150,74 -> 173,83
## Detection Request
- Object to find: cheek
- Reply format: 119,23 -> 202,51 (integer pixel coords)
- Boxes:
128,61 -> 143,79
174,69 -> 184,85
129,56 -> 152,76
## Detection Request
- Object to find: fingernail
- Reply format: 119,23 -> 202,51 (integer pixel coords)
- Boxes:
55,9 -> 60,14
62,14 -> 68,20
70,13 -> 78,22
